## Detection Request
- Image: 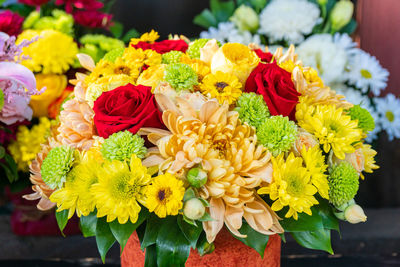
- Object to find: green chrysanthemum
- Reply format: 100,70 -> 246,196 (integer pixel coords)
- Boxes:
0,89 -> 4,111
348,105 -> 375,133
24,10 -> 74,36
101,131 -> 147,161
187,39 -> 211,59
234,93 -> 270,129
328,161 -> 359,207
102,47 -> 125,63
257,115 -> 297,156
41,146 -> 76,190
164,63 -> 198,91
162,51 -> 184,64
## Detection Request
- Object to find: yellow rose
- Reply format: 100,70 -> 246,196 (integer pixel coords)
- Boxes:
30,74 -> 67,117
137,64 -> 166,90
210,43 -> 259,84
333,148 -> 365,174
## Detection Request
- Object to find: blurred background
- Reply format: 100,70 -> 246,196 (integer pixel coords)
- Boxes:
1,0 -> 400,266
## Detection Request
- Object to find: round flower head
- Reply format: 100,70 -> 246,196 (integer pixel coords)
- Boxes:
91,154 -> 151,224
146,173 -> 185,218
234,92 -> 270,129
200,71 -> 242,104
41,145 -> 76,189
102,47 -> 125,63
101,130 -> 147,161
187,38 -> 211,59
23,10 -> 74,36
17,29 -> 78,74
348,105 -> 375,133
257,115 -> 297,156
164,63 -> 198,91
161,50 -> 184,64
374,94 -> 400,141
328,161 -> 359,207
258,153 -> 319,220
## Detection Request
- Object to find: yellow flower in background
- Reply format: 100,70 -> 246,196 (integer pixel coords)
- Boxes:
137,64 -> 166,90
146,173 -> 185,218
301,145 -> 329,199
90,154 -> 151,224
200,71 -> 242,104
8,117 -> 52,171
297,102 -> 362,160
258,153 -> 319,220
30,74 -> 67,117
130,30 -> 159,45
17,29 -> 78,74
211,43 -> 259,84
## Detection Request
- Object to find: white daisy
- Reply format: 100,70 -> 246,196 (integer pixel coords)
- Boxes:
346,49 -> 389,96
374,94 -> 400,141
258,0 -> 321,45
297,34 -> 347,85
333,33 -> 358,56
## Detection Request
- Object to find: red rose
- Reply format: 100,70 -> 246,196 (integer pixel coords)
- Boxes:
0,11 -> 23,36
73,10 -> 112,29
93,84 -> 164,138
18,0 -> 50,6
55,0 -> 103,13
253,49 -> 273,63
132,39 -> 188,54
245,62 -> 300,120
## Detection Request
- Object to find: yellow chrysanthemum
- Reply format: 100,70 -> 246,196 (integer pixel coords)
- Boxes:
279,60 -> 324,88
122,47 -> 162,70
301,145 -> 329,199
181,55 -> 211,80
129,30 -> 159,45
200,71 -> 242,104
90,154 -> 151,224
211,43 -> 259,84
297,100 -> 362,160
146,173 -> 185,218
136,64 -> 166,90
30,74 -> 67,117
8,117 -> 52,171
17,29 -> 78,74
84,59 -> 115,85
359,143 -> 379,179
258,153 -> 319,220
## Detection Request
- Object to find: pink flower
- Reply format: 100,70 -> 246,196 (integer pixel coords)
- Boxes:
18,0 -> 51,6
73,10 -> 112,29
0,11 -> 24,36
55,0 -> 104,13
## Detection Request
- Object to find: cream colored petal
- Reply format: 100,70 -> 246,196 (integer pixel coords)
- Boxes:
203,198 -> 225,243
77,53 -> 95,72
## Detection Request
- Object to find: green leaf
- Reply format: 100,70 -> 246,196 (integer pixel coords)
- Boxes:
196,232 -> 215,256
55,209 -> 69,236
0,146 -> 5,159
198,212 -> 213,222
183,188 -> 196,202
3,154 -> 18,183
109,209 -> 149,251
182,215 -> 197,226
291,228 -> 334,254
80,212 -> 98,237
198,198 -> 210,207
95,217 -> 116,263
250,0 -> 267,12
317,199 -> 340,232
210,0 -> 235,22
156,216 -> 191,267
193,9 -> 218,28
144,244 -> 157,267
177,216 -> 203,249
122,29 -> 140,43
279,207 -> 324,232
340,19 -> 357,35
109,21 -> 124,39
6,4 -> 34,17
231,222 -> 270,258
141,214 -> 161,250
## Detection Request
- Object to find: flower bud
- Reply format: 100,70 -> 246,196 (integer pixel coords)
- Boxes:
293,128 -> 319,156
230,5 -> 259,32
187,167 -> 208,188
344,204 -> 367,224
183,198 -> 206,220
317,0 -> 328,6
329,0 -> 354,32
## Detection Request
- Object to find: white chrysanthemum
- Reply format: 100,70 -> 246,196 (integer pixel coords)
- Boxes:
333,33 -> 358,55
258,0 -> 320,44
346,49 -> 389,96
297,34 -> 347,85
200,22 -> 263,47
374,94 -> 400,141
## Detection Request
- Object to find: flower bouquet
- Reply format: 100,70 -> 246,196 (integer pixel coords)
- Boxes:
27,31 -> 378,265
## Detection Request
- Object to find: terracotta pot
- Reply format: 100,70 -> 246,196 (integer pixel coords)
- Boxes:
121,228 -> 281,267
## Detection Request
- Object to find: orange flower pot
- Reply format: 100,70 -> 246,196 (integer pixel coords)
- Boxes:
121,228 -> 281,267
